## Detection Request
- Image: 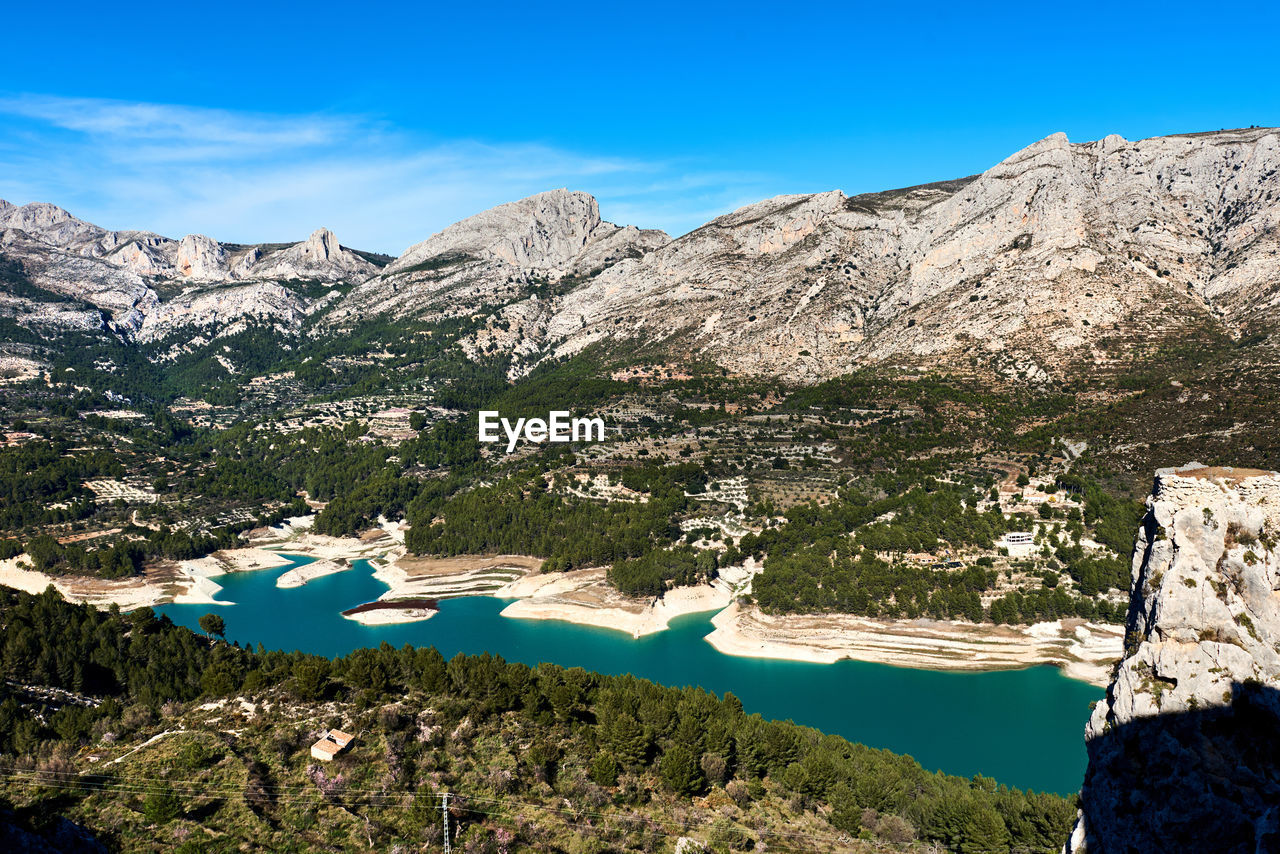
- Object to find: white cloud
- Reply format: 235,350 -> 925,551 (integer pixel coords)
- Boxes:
0,95 -> 772,252
0,94 -> 349,158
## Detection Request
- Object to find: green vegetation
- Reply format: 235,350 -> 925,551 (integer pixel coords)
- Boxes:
608,545 -> 717,597
404,468 -> 689,571
742,480 -> 1126,623
0,589 -> 1076,852
0,439 -> 118,529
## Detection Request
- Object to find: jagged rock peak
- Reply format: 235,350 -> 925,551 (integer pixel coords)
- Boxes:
0,200 -> 81,231
302,227 -> 339,262
175,234 -> 227,279
387,189 -> 649,274
247,226 -> 375,282
0,199 -> 108,250
1069,463 -> 1280,853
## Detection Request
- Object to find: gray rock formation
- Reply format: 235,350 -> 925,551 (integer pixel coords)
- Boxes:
323,189 -> 670,347
538,128 -> 1280,381
174,234 -> 228,280
1068,463 -> 1280,853
4,126 -> 1280,378
0,200 -> 378,343
248,228 -> 376,282
385,189 -> 662,274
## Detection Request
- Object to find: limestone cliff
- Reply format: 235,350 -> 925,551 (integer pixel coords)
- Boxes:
542,128 -> 1280,381
0,201 -> 377,343
322,189 -> 670,340
1068,464 -> 1280,853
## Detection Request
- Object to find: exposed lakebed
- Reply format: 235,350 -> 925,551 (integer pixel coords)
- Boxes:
156,554 -> 1100,794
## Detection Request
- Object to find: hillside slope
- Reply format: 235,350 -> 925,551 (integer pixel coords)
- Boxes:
4,127 -> 1278,387
537,128 -> 1280,381
0,200 -> 379,347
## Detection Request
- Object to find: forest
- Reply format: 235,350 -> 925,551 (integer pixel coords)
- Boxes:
403,467 -> 704,574
740,480 -> 1128,623
0,588 -> 1075,852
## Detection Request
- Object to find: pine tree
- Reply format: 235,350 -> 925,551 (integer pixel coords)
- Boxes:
607,712 -> 649,766
959,804 -> 1012,853
659,744 -> 704,796
198,613 -> 226,639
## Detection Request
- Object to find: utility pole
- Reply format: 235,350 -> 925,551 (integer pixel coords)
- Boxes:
441,792 -> 451,854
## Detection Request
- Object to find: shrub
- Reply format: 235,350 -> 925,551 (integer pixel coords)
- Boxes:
142,790 -> 183,824
588,753 -> 620,787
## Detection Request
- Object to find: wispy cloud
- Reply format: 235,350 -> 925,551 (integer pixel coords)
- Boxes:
0,95 -> 771,252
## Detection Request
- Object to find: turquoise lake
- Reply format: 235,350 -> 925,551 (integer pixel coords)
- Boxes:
156,554 -> 1101,795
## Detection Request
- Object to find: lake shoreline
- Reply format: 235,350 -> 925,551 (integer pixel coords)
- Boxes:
0,520 -> 1121,686
705,601 -> 1123,687
497,570 -> 734,638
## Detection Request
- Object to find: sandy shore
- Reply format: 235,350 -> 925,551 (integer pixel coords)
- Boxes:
0,515 -> 404,611
705,601 -> 1123,687
372,554 -> 541,600
276,558 -> 349,589
343,605 -> 437,625
0,556 -> 187,611
498,568 -> 734,638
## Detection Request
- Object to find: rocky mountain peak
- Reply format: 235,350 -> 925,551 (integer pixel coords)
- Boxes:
302,227 -> 339,262
175,234 -> 228,279
1069,463 -> 1280,853
0,199 -> 107,249
386,189 -> 612,274
321,190 -> 670,336
1,201 -> 79,231
247,227 -> 375,283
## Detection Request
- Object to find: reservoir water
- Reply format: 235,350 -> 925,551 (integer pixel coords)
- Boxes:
156,555 -> 1101,794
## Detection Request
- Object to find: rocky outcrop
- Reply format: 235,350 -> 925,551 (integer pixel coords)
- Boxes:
385,189 -> 657,274
135,282 -> 307,344
248,228 -> 377,282
174,234 -> 228,280
323,189 -> 670,341
1069,463 -> 1280,853
541,128 -> 1280,380
0,200 -> 378,341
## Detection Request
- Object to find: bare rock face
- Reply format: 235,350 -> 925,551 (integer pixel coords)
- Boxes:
387,189 -> 617,273
0,200 -> 379,342
174,234 -> 228,279
248,227 -> 377,282
1069,464 -> 1280,853
136,282 -> 307,344
324,189 -> 670,337
540,128 -> 1280,381
0,227 -> 159,326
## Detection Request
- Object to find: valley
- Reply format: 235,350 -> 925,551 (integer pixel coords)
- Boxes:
2,126 -> 1280,852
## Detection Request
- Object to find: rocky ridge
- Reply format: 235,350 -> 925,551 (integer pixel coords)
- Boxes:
1068,463 -> 1280,853
4,127 -> 1279,382
533,128 -> 1280,381
321,189 -> 670,351
0,201 -> 378,345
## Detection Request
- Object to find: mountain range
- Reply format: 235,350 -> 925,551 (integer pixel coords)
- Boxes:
3,126 -> 1278,384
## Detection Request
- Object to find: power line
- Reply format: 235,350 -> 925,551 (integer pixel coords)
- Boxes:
441,791 -> 451,854
0,768 -> 869,853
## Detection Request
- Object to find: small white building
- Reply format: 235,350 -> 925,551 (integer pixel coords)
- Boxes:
1000,531 -> 1036,557
311,729 -> 355,761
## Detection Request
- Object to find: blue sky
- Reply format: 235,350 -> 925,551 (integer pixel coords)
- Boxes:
2,0 -> 1277,254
